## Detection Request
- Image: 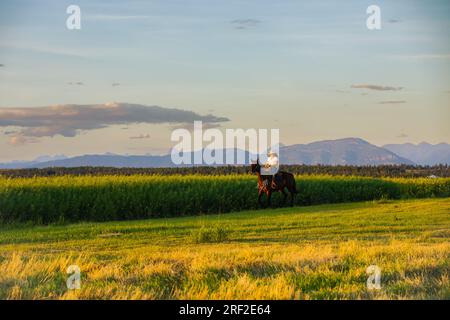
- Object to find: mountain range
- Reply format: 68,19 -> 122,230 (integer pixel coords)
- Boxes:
1,138 -> 449,169
281,138 -> 415,165
383,142 -> 450,166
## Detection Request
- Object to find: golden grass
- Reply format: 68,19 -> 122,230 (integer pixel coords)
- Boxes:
0,198 -> 449,300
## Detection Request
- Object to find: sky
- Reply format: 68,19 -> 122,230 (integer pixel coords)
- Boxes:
0,0 -> 449,162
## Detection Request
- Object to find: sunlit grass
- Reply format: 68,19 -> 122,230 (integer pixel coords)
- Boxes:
0,198 -> 449,299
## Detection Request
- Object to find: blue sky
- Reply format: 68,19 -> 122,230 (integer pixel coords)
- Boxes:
0,0 -> 449,161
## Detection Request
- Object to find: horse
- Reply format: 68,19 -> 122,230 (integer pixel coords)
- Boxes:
250,159 -> 298,207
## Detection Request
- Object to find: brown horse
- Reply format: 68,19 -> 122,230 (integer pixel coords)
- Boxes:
250,159 -> 298,207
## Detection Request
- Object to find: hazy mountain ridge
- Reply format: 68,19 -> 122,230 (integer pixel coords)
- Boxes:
383,142 -> 450,165
0,154 -> 68,169
3,138 -> 449,169
31,154 -> 174,168
282,138 -> 415,165
0,150 -> 252,169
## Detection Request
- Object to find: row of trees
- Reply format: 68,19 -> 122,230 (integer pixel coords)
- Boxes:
1,164 -> 449,178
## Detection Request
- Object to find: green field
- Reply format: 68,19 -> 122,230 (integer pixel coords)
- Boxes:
1,198 -> 449,299
1,175 -> 449,224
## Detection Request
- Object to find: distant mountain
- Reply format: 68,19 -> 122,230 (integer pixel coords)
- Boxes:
31,154 -> 174,168
33,154 -> 67,163
0,154 -> 68,169
281,138 -> 415,165
0,150 -> 252,169
0,138 -> 421,169
383,142 -> 450,165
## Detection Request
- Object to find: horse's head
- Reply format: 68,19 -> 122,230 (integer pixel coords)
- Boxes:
250,158 -> 261,173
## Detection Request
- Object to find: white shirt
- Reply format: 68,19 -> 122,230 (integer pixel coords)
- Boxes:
266,155 -> 279,167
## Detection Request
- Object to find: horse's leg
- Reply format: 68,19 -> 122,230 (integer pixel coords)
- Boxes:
258,189 -> 264,208
266,190 -> 272,208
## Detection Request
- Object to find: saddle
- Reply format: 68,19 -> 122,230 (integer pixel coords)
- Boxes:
263,173 -> 283,189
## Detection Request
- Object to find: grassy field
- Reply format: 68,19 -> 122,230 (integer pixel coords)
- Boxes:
0,198 -> 449,300
1,174 -> 449,224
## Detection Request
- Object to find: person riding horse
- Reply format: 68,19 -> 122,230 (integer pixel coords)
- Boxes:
251,155 -> 298,207
263,150 -> 282,189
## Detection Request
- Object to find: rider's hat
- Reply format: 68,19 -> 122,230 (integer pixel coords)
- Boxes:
268,150 -> 278,157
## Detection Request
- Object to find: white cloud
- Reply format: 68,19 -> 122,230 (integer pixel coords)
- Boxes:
129,134 -> 151,140
351,84 -> 403,91
379,101 -> 407,104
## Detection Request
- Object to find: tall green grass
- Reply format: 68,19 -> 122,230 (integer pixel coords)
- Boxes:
0,175 -> 449,224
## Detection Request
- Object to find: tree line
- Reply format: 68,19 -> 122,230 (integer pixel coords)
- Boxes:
1,164 -> 449,178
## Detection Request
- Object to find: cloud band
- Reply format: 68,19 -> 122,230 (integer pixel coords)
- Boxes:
0,102 -> 229,144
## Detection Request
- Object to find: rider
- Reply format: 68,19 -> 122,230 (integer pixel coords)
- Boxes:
264,150 -> 281,188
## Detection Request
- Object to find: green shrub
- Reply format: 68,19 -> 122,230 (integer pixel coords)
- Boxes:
190,225 -> 229,243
